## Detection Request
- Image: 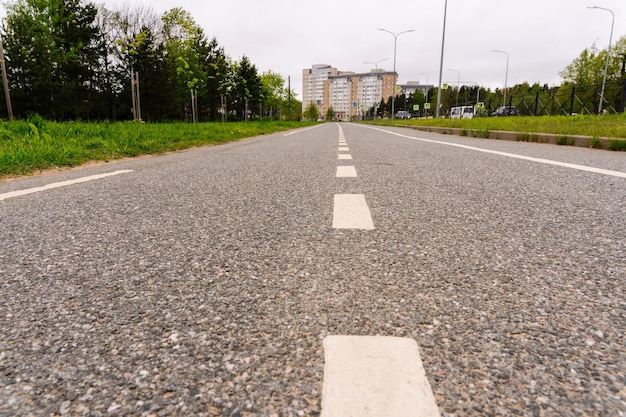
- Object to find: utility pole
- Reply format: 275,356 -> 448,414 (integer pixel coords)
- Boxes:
131,70 -> 141,122
0,38 -> 13,121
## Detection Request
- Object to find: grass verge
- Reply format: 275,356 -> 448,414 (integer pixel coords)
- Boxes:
0,117 -> 317,178
367,113 -> 626,140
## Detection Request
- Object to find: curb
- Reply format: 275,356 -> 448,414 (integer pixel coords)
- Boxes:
400,125 -> 620,149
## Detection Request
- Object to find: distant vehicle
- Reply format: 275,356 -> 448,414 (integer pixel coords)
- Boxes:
396,111 -> 411,119
492,106 -> 519,116
450,106 -> 475,119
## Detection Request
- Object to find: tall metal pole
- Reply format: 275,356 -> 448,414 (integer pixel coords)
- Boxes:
0,38 -> 13,121
378,28 -> 415,119
492,50 -> 509,107
436,0 -> 448,118
588,6 -> 614,114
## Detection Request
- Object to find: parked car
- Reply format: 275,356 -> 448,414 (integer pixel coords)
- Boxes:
492,106 -> 519,116
396,111 -> 411,119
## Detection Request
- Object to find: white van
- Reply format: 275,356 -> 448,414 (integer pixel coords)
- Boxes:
450,106 -> 475,119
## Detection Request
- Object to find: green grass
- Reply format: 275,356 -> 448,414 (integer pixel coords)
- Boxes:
368,113 -> 626,139
0,117 -> 318,178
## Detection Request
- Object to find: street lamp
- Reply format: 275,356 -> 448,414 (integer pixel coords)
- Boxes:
491,50 -> 509,107
448,68 -> 460,107
364,58 -> 389,70
463,81 -> 481,105
378,28 -> 415,119
588,5 -> 614,114
436,0 -> 448,118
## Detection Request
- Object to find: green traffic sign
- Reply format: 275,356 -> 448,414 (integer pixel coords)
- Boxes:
424,103 -> 431,109
413,105 -> 420,111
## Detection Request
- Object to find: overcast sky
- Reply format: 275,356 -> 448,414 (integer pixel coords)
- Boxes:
8,0 -> 626,98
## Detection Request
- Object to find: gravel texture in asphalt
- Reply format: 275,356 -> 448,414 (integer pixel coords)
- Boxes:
1,123 -> 625,416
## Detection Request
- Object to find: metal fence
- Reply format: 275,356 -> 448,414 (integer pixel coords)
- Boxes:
483,79 -> 626,116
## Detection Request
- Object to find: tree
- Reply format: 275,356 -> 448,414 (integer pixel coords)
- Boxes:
229,56 -> 262,121
560,36 -> 626,86
261,70 -> 285,119
104,3 -> 163,120
1,0 -> 101,119
200,37 -> 230,121
325,106 -> 336,121
303,102 -> 318,121
162,7 -> 209,121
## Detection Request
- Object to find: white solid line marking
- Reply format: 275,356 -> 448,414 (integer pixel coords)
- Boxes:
283,125 -> 324,136
338,147 -> 350,152
0,170 -> 134,201
336,166 -> 357,178
363,125 -> 626,179
332,194 -> 374,229
338,154 -> 353,160
321,336 -> 440,417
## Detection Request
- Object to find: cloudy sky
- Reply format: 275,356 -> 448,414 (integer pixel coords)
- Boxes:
9,0 -> 626,98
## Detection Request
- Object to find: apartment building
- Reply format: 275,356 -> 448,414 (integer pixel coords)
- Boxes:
302,64 -> 338,114
303,64 -> 397,120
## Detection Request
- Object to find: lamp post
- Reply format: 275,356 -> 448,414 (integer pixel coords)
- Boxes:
491,50 -> 509,107
435,0 -> 448,118
364,58 -> 389,70
448,68 -> 460,107
378,28 -> 415,119
588,6 -> 614,114
364,60 -> 388,120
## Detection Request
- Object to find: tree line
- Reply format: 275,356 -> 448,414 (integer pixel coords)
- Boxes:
0,0 -> 301,122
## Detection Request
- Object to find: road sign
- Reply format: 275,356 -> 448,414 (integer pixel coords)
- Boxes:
353,102 -> 358,107
424,103 -> 431,110
413,105 -> 420,111
395,85 -> 402,93
359,104 -> 365,110
442,83 -> 449,90
477,102 -> 485,109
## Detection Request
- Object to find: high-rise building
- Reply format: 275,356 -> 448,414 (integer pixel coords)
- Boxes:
302,65 -> 338,116
303,65 -> 397,120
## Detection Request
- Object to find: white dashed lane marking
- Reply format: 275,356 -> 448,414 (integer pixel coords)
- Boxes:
332,194 -> 374,230
0,170 -> 134,201
336,166 -> 357,178
338,147 -> 350,152
321,336 -> 440,417
338,154 -> 353,160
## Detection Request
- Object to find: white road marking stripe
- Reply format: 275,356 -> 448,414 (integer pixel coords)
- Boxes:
336,166 -> 357,178
283,125 -> 324,136
338,154 -> 353,160
0,170 -> 134,201
332,194 -> 374,229
321,336 -> 440,417
363,125 -> 626,179
338,147 -> 350,152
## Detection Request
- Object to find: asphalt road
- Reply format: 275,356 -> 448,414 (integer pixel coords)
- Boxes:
1,123 -> 625,416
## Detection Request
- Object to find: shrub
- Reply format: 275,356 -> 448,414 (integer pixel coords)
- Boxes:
607,140 -> 626,151
588,137 -> 605,149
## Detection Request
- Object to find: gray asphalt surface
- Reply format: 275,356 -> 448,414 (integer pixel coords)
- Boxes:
1,123 -> 625,416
